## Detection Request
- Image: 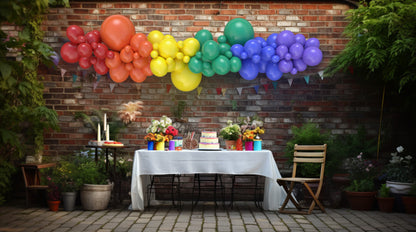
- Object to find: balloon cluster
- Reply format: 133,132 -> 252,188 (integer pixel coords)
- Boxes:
60,25 -> 110,75
231,30 -> 323,81
188,30 -> 242,77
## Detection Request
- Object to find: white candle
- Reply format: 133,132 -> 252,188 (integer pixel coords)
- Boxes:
103,113 -> 107,130
97,123 -> 101,142
106,124 -> 110,141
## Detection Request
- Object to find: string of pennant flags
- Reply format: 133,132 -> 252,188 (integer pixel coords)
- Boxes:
58,65 -> 324,95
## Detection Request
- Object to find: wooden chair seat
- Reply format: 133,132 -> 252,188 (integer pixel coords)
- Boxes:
277,144 -> 327,215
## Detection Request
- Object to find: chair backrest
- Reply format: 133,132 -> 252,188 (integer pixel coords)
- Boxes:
291,144 -> 327,179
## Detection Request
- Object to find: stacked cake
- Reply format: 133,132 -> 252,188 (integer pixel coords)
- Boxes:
198,131 -> 220,150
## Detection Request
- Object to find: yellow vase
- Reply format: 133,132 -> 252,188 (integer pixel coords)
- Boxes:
155,141 -> 165,151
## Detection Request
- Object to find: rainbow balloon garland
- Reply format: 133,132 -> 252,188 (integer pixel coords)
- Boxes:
60,15 -> 323,92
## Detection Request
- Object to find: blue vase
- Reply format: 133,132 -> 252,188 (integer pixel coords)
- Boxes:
147,141 -> 154,150
253,140 -> 262,151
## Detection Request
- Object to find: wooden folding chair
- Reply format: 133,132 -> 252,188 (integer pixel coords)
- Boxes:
277,144 -> 327,214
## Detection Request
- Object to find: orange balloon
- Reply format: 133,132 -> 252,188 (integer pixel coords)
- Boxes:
105,51 -> 121,69
125,62 -> 133,71
130,67 -> 147,83
130,33 -> 147,52
120,45 -> 133,63
133,57 -> 148,69
138,40 -> 153,57
100,15 -> 135,51
142,64 -> 153,77
110,64 -> 129,83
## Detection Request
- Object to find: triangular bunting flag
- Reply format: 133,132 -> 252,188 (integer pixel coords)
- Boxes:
272,81 -> 278,89
167,84 -> 172,93
197,87 -> 202,96
304,75 -> 310,84
216,88 -> 221,95
72,74 -> 78,83
254,85 -> 260,94
96,74 -> 101,82
93,81 -> 99,91
107,73 -> 111,79
236,87 -> 243,95
263,84 -> 269,93
318,71 -> 324,80
288,78 -> 294,87
61,68 -> 67,78
221,88 -> 227,96
135,83 -> 141,92
109,83 -> 116,92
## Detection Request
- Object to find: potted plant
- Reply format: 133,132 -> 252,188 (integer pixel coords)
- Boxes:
219,120 -> 241,150
46,175 -> 61,212
384,146 -> 415,195
242,127 -> 264,151
75,153 -> 112,211
53,159 -> 82,211
344,153 -> 378,210
402,183 -> 416,214
376,184 -> 395,213
145,116 -> 174,150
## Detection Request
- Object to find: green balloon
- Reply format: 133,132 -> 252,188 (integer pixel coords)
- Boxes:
203,62 -> 211,70
219,43 -> 231,55
212,55 -> 231,75
188,57 -> 203,74
202,67 -> 215,77
194,29 -> 213,49
225,50 -> 233,59
195,51 -> 202,59
202,40 -> 220,61
230,56 -> 242,72
224,18 -> 254,45
218,35 -> 227,44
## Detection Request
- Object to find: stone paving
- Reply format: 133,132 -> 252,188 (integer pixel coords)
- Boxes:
1,201 -> 416,232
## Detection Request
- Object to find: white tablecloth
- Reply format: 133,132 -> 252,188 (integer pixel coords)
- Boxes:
130,149 -> 289,211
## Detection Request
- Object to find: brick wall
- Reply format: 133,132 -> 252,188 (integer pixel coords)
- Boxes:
39,1 -> 384,170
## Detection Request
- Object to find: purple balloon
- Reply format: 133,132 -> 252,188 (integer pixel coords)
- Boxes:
305,38 -> 320,48
278,60 -> 293,73
275,45 -> 288,59
51,51 -> 60,66
244,39 -> 262,58
230,44 -> 244,57
295,34 -> 306,45
293,59 -> 307,72
284,53 -> 292,61
239,59 -> 259,80
290,68 -> 298,75
277,30 -> 295,47
261,46 -> 275,62
266,62 -> 283,81
289,43 -> 304,60
302,47 -> 323,66
267,33 -> 278,48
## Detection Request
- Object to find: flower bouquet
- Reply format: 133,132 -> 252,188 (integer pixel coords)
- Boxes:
384,146 -> 415,194
144,116 -> 176,150
219,120 -> 241,150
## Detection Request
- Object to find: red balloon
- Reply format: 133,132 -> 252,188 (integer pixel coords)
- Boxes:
110,65 -> 129,83
100,15 -> 135,51
94,59 -> 109,75
85,31 -> 101,44
106,50 -> 115,59
77,43 -> 92,57
90,56 -> 97,65
66,25 -> 84,44
77,35 -> 86,44
130,33 -> 147,52
92,29 -> 100,37
60,42 -> 79,63
120,45 -> 133,63
79,56 -> 92,69
130,67 -> 147,83
138,40 -> 153,57
94,43 -> 108,59
105,51 -> 121,69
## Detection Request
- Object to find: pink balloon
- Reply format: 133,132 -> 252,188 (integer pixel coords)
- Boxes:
77,43 -> 92,57
60,42 -> 79,63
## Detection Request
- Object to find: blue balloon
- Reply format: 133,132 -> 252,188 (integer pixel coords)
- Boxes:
244,39 -> 261,58
302,47 -> 323,66
240,51 -> 248,60
295,34 -> 306,45
276,45 -> 288,59
293,59 -> 307,72
266,62 -> 283,81
258,60 -> 267,73
271,55 -> 280,63
254,37 -> 267,47
278,60 -> 293,73
267,33 -> 278,48
230,44 -> 244,57
239,59 -> 259,80
305,38 -> 320,48
289,43 -> 304,60
252,55 -> 261,64
261,46 -> 275,61
277,30 -> 295,47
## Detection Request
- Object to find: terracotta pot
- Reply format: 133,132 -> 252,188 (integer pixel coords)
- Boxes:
346,191 -> 376,210
376,197 -> 395,213
225,140 -> 236,150
402,196 -> 416,214
47,200 -> 60,212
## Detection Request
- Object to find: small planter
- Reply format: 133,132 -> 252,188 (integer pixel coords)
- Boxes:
155,141 -> 165,151
62,192 -> 77,211
386,181 -> 413,194
346,191 -> 376,210
47,200 -> 60,212
225,140 -> 236,150
402,196 -> 416,214
80,184 -> 112,210
244,141 -> 253,151
376,197 -> 395,213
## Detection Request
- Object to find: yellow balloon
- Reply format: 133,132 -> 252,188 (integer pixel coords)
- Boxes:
150,50 -> 159,59
183,55 -> 190,64
176,52 -> 184,60
175,59 -> 185,72
159,38 -> 179,59
150,57 -> 168,77
177,41 -> 184,49
148,30 -> 164,44
164,35 -> 175,40
166,57 -> 176,72
171,64 -> 202,92
182,38 -> 200,56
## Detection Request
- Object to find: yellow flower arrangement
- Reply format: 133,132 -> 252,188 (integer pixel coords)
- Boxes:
242,127 -> 265,141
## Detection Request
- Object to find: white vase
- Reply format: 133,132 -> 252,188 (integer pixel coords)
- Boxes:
80,184 -> 112,210
386,181 -> 413,194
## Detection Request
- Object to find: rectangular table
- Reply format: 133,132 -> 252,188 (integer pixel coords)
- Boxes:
130,149 -> 291,211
